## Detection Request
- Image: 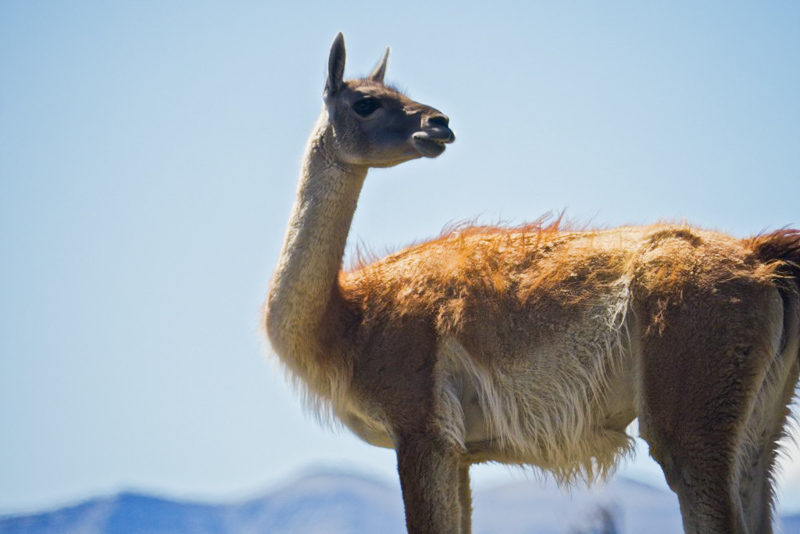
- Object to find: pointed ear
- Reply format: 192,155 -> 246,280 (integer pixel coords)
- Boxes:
325,32 -> 346,99
369,47 -> 390,83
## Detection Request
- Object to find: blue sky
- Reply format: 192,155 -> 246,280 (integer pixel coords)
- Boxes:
2,0 -> 800,517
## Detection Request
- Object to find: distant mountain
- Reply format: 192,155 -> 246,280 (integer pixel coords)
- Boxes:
0,473 -> 405,534
1,471 -> 798,533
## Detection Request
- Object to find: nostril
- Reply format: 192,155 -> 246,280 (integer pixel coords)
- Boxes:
427,114 -> 449,128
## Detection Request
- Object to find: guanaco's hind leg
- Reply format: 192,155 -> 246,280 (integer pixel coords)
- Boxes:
735,404 -> 789,534
737,291 -> 800,533
636,283 -> 786,533
396,433 -> 464,534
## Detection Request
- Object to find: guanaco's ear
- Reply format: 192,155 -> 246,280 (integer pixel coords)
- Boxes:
325,32 -> 346,99
369,47 -> 390,83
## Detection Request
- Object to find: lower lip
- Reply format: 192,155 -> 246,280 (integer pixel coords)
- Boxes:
414,138 -> 446,156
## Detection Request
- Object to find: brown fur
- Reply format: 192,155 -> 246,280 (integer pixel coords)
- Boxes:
265,34 -> 800,533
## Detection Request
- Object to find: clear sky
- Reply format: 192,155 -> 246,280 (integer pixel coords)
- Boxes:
2,0 -> 800,517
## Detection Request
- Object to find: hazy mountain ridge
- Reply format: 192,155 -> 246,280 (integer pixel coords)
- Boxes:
2,471 -> 798,533
0,473 -> 405,534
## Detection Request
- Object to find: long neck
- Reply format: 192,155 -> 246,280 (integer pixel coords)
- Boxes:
266,114 -> 367,378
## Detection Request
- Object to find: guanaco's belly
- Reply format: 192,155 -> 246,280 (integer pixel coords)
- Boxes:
435,320 -> 638,476
458,359 -> 637,468
337,309 -> 639,480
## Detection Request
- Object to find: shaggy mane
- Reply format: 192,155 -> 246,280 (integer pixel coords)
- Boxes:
343,212 -> 577,274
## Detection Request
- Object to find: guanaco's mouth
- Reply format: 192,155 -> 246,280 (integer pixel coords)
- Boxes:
412,129 -> 455,158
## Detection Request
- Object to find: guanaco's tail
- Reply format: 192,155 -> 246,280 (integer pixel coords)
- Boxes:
749,230 -> 800,358
749,229 -> 800,282
749,229 -> 800,365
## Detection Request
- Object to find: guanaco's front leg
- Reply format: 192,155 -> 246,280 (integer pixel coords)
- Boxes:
458,463 -> 472,534
397,433 -> 463,534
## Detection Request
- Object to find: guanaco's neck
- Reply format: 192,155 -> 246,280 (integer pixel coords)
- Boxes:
266,113 -> 367,380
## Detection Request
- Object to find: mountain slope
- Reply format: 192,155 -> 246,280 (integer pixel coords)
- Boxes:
0,473 -> 404,534
2,471 -> 798,533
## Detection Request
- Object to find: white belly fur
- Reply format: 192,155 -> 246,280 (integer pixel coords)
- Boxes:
435,289 -> 638,482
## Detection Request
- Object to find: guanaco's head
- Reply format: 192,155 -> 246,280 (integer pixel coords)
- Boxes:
322,33 -> 455,168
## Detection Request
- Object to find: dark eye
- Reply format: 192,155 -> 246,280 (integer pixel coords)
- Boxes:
352,97 -> 381,117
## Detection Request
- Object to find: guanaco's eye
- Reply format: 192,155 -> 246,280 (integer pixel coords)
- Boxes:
352,97 -> 381,117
